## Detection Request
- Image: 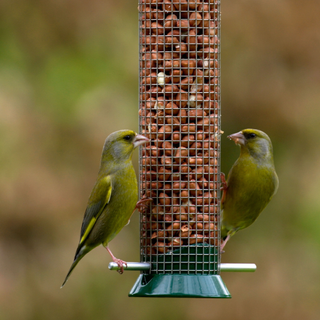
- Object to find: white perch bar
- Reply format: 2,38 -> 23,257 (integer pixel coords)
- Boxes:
109,262 -> 257,272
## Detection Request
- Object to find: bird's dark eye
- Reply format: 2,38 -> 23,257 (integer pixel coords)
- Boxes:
246,132 -> 256,139
124,135 -> 131,141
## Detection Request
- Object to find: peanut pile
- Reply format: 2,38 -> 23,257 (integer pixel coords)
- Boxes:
138,0 -> 221,255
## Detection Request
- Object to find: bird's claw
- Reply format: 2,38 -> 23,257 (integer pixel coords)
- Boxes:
135,198 -> 153,213
113,258 -> 127,274
220,172 -> 227,190
106,246 -> 127,274
220,173 -> 228,205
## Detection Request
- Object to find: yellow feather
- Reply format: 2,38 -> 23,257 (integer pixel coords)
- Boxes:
105,179 -> 112,204
80,217 -> 97,244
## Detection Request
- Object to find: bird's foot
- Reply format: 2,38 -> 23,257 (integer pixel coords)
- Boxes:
220,172 -> 227,190
106,246 -> 127,274
220,173 -> 228,204
135,198 -> 153,213
113,258 -> 127,274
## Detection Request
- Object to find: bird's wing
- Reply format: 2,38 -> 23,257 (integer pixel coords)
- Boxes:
79,175 -> 113,245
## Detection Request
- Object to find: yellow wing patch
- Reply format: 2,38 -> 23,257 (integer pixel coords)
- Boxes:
105,181 -> 112,204
79,175 -> 113,246
80,217 -> 97,244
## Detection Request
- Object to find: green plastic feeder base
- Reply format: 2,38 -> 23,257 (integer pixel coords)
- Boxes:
129,274 -> 231,298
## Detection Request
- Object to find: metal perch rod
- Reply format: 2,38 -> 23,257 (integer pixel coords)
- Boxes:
109,262 -> 256,272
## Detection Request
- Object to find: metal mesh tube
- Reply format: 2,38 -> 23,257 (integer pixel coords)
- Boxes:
138,0 -> 221,275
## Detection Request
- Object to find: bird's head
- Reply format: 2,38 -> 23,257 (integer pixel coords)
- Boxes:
228,129 -> 274,161
102,130 -> 149,163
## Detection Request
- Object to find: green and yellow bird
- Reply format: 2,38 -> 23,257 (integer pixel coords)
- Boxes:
61,130 -> 149,287
220,129 -> 279,252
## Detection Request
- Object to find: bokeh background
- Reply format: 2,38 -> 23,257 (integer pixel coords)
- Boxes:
1,0 -> 320,319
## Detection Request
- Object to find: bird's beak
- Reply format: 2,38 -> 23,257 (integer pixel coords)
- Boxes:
228,131 -> 246,146
133,134 -> 150,148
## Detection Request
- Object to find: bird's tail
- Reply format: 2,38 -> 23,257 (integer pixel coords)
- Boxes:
60,246 -> 87,288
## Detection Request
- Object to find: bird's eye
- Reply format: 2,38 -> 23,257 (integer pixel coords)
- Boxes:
248,133 -> 256,139
124,135 -> 131,141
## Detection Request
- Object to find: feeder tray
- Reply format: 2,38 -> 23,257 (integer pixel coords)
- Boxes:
108,0 -> 256,298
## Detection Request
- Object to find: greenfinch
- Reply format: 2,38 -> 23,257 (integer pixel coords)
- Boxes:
61,130 -> 149,287
220,129 -> 279,252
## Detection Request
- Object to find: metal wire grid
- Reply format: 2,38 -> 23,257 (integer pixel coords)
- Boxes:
138,0 -> 221,275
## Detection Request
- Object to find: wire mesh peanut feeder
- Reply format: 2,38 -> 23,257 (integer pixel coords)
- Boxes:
108,0 -> 256,298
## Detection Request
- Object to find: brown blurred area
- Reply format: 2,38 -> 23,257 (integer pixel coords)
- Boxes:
0,0 -> 319,319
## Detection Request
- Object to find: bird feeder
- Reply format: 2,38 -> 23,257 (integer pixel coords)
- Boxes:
108,0 -> 256,298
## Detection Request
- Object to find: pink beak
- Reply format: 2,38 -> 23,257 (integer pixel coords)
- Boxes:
227,131 -> 245,146
133,134 -> 150,148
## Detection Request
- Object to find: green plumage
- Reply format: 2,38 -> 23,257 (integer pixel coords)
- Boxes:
61,130 -> 149,287
221,129 -> 279,249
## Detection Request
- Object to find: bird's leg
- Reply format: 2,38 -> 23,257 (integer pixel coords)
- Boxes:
135,198 -> 153,212
220,234 -> 230,253
220,172 -> 228,205
106,246 -> 127,274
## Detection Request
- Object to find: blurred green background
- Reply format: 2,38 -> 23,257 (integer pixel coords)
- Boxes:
1,0 -> 319,319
